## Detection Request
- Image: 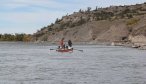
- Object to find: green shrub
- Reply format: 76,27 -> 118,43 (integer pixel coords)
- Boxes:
126,18 -> 140,25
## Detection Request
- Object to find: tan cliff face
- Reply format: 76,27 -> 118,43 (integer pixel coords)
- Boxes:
95,20 -> 129,42
128,15 -> 146,45
33,3 -> 146,44
46,19 -> 130,42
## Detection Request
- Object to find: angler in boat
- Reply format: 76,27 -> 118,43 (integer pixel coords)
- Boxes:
68,40 -> 72,49
60,38 -> 65,49
56,38 -> 73,52
50,39 -> 83,52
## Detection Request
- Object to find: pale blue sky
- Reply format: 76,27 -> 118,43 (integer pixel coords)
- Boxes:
0,0 -> 146,34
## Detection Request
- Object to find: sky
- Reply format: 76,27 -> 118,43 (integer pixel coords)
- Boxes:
0,0 -> 146,34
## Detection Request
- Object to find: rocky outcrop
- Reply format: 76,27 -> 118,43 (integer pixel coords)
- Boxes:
129,35 -> 146,43
47,20 -> 130,43
33,3 -> 146,47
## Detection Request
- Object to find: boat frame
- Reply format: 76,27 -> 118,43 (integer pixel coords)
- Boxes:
56,48 -> 73,52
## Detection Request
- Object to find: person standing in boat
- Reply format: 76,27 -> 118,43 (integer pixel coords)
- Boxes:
68,40 -> 72,49
60,38 -> 65,49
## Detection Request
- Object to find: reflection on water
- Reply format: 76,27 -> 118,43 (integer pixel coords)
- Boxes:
0,42 -> 146,84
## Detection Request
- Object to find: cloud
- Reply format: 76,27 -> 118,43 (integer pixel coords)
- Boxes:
0,10 -> 67,34
0,0 -> 72,34
0,0 -> 146,34
0,0 -> 77,11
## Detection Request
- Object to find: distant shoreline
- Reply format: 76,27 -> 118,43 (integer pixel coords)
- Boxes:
0,41 -> 146,50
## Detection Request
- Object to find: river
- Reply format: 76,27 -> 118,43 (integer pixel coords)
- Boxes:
0,42 -> 146,84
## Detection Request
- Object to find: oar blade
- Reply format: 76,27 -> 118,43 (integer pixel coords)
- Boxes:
74,49 -> 83,52
78,50 -> 83,52
50,49 -> 55,50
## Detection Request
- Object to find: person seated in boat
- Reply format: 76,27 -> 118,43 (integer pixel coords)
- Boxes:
68,40 -> 72,49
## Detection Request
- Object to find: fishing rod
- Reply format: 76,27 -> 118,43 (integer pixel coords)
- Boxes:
50,48 -> 83,52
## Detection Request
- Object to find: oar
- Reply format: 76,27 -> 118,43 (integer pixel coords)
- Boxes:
73,49 -> 83,52
50,49 -> 56,50
50,48 -> 83,52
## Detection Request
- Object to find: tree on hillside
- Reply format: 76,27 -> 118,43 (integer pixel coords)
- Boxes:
127,14 -> 133,19
77,16 -> 86,25
95,6 -> 98,11
23,34 -> 31,42
55,18 -> 59,23
79,9 -> 82,13
87,7 -> 91,12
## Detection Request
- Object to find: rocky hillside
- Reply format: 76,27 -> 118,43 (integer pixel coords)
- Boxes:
33,2 -> 146,45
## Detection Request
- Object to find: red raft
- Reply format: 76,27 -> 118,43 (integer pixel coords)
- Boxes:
56,48 -> 73,52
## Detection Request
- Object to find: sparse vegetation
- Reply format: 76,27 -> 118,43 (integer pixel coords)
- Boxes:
126,18 -> 140,25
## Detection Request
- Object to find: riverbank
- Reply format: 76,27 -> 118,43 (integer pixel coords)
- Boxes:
0,41 -> 145,50
34,40 -> 146,50
111,41 -> 146,50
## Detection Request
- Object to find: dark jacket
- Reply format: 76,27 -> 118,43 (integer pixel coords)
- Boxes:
68,40 -> 72,47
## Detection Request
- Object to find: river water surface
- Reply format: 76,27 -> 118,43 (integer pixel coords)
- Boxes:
0,42 -> 146,84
